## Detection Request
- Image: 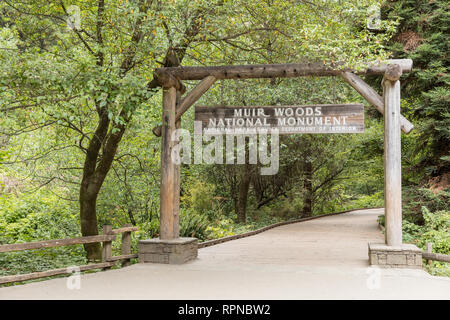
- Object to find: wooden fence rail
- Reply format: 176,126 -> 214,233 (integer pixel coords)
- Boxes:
422,252 -> 450,263
0,224 -> 138,285
423,242 -> 450,264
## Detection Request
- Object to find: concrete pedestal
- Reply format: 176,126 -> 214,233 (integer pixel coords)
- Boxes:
368,243 -> 422,268
139,237 -> 198,264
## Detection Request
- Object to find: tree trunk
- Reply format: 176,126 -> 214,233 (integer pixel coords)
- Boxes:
79,106 -> 127,261
237,164 -> 251,223
79,186 -> 102,261
303,155 -> 313,217
78,104 -> 110,261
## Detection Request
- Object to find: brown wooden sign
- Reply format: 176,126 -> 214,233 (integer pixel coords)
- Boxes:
195,104 -> 364,134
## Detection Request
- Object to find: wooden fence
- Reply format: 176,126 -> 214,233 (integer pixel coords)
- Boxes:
0,224 -> 138,285
423,242 -> 450,265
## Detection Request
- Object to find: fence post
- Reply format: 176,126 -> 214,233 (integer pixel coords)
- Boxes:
102,225 -> 113,270
121,224 -> 132,267
427,242 -> 433,267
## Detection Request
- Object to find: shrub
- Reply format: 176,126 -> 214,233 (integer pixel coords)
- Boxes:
180,209 -> 209,241
403,188 -> 449,225
0,190 -> 85,278
181,179 -> 220,221
417,207 -> 450,254
137,218 -> 160,240
206,219 -> 236,239
0,191 -> 80,244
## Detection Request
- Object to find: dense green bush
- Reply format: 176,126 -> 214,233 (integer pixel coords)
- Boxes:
180,209 -> 210,241
137,218 -> 160,240
351,192 -> 384,209
400,189 -> 450,277
0,190 -> 86,277
416,207 -> 450,254
0,191 -> 80,244
403,187 -> 449,225
206,219 -> 236,239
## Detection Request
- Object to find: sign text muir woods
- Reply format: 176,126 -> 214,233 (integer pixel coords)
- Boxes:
195,104 -> 364,134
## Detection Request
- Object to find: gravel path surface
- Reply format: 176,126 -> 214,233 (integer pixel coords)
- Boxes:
1,208 -> 449,299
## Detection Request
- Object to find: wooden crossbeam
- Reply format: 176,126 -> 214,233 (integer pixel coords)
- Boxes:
155,59 -> 413,81
340,71 -> 414,134
153,76 -> 217,136
110,226 -> 138,235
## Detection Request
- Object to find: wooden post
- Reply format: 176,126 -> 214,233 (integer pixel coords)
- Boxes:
383,65 -> 403,247
102,225 -> 113,269
160,86 -> 177,240
427,242 -> 433,267
121,224 -> 132,267
173,90 -> 182,238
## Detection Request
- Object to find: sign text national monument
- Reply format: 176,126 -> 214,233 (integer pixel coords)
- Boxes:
195,104 -> 364,134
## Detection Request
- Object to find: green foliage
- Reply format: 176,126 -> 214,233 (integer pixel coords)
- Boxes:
0,191 -> 80,244
401,189 -> 450,277
181,179 -> 220,221
180,209 -> 210,241
245,205 -> 285,228
417,207 -> 450,254
182,180 -> 216,212
0,247 -> 86,278
206,219 -> 236,239
344,191 -> 384,211
377,214 -> 385,227
403,187 -> 450,225
384,0 -> 450,176
0,190 -> 85,277
137,218 -> 161,240
402,206 -> 449,259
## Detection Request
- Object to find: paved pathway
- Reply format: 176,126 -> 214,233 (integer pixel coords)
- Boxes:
1,208 -> 449,299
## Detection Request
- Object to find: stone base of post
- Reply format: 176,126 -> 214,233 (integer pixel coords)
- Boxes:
368,243 -> 422,268
138,237 -> 198,264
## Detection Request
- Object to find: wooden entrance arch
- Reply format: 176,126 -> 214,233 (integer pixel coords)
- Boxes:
139,59 -> 416,266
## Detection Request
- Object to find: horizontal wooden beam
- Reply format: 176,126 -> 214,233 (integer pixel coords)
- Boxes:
110,226 -> 139,235
422,252 -> 450,263
0,262 -> 117,284
155,59 -> 413,81
340,71 -> 414,134
0,234 -> 117,253
106,253 -> 139,262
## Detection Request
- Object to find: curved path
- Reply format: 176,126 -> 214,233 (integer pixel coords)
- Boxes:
1,208 -> 449,299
